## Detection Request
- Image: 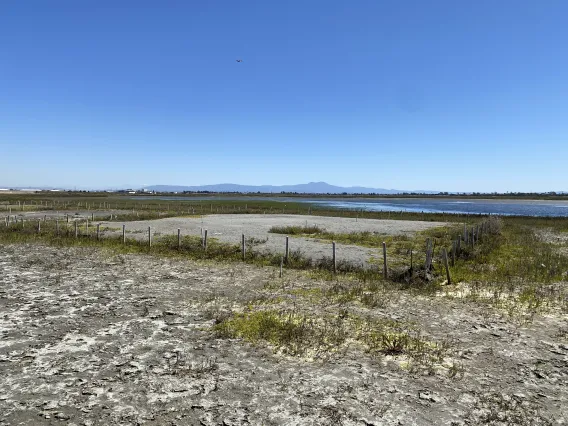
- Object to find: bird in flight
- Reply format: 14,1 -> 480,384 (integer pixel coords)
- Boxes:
236,59 -> 243,63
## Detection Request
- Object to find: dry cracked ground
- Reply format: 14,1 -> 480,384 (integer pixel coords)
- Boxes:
0,243 -> 567,425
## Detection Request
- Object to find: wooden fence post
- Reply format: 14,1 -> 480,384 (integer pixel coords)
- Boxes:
285,236 -> 289,264
86,218 -> 89,234
177,228 -> 181,249
242,234 -> 246,260
451,240 -> 456,266
425,238 -> 432,270
382,241 -> 388,278
37,220 -> 41,233
122,224 -> 126,243
148,227 -> 152,247
332,241 -> 337,274
442,248 -> 451,284
97,224 -> 100,241
203,229 -> 208,251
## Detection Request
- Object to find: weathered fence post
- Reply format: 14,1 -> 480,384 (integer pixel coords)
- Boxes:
442,248 -> 451,284
122,224 -> 126,243
203,229 -> 208,251
86,218 -> 89,234
332,241 -> 337,274
177,228 -> 181,249
285,236 -> 289,264
148,227 -> 152,247
37,220 -> 41,233
425,238 -> 432,270
451,240 -> 456,266
97,223 -> 100,241
382,241 -> 388,278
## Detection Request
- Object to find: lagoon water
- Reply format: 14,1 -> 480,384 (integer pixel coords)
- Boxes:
134,196 -> 568,217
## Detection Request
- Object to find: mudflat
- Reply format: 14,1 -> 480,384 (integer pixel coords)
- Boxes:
0,243 -> 565,425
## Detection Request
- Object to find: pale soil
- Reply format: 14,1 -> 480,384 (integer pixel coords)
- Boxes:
96,214 -> 447,267
4,213 -> 446,267
1,243 -> 567,425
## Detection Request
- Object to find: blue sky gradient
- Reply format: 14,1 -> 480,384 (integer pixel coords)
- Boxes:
1,1 -> 567,191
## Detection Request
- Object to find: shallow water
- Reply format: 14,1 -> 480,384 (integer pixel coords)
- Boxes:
133,196 -> 568,217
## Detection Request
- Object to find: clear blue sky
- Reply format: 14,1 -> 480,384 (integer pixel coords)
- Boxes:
1,1 -> 567,192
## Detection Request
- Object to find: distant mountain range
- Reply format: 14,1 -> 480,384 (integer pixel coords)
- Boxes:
145,182 -> 439,194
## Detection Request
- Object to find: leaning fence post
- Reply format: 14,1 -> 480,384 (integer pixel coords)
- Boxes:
382,241 -> 388,278
242,233 -> 246,261
285,236 -> 289,264
332,241 -> 337,274
442,248 -> 451,284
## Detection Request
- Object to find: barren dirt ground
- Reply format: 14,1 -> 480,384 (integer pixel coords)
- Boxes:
98,214 -> 447,267
0,243 -> 566,425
